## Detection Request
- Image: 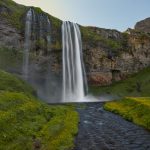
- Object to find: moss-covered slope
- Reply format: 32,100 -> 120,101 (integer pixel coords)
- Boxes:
0,0 -> 27,30
0,70 -> 34,95
0,70 -> 79,150
0,0 -> 61,30
104,97 -> 150,130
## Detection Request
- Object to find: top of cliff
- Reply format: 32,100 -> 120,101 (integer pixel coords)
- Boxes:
135,17 -> 150,33
1,0 -> 150,35
0,0 -> 61,30
0,0 -> 150,54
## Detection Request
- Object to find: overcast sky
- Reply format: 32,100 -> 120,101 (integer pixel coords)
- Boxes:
13,0 -> 150,31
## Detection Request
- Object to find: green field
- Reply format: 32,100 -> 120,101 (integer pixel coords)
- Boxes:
104,97 -> 150,130
0,70 -> 79,150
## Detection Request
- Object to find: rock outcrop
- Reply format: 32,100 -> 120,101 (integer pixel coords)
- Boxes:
135,17 -> 150,33
82,27 -> 150,85
0,0 -> 150,90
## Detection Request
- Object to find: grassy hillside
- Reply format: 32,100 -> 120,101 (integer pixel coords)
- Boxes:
0,0 -> 61,30
104,97 -> 150,130
91,67 -> 150,130
0,70 -> 34,95
0,0 -> 27,30
90,67 -> 150,97
81,26 -> 122,51
0,70 -> 79,150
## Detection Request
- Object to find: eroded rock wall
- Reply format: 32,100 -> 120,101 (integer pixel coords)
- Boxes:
0,0 -> 150,88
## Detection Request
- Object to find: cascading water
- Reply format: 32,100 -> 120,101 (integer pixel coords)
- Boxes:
62,21 -> 88,102
23,8 -> 33,79
47,17 -> 51,51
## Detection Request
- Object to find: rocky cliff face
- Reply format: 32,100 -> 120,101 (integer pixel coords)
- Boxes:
82,27 -> 150,85
135,17 -> 150,33
0,0 -> 150,91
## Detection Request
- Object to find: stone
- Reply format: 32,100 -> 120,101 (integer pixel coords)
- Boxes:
135,17 -> 150,33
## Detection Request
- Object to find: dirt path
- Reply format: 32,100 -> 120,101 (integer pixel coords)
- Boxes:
74,103 -> 150,150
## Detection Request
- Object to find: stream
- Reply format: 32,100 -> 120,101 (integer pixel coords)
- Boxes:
74,102 -> 150,150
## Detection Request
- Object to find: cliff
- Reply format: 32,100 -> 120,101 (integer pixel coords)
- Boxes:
135,17 -> 150,33
82,27 -> 150,85
0,0 -> 150,90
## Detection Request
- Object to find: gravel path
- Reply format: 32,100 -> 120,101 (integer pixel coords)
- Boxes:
74,103 -> 150,150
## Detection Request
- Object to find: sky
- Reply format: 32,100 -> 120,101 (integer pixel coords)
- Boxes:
13,0 -> 150,31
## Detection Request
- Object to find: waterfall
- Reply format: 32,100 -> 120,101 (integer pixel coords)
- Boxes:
47,17 -> 51,52
23,8 -> 33,79
62,21 -> 88,102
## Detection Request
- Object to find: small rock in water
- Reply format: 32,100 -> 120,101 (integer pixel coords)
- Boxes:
84,120 -> 90,124
97,122 -> 103,126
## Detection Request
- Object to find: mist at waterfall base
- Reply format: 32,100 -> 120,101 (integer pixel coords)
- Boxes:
22,9 -> 114,103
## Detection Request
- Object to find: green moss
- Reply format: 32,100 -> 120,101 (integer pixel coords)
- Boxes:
35,38 -> 47,50
48,15 -> 62,29
33,7 -> 43,14
80,26 -> 122,51
51,41 -> 62,50
104,97 -> 150,130
0,47 -> 23,70
0,0 -> 27,30
0,70 -> 79,150
0,70 -> 34,95
0,0 -> 62,31
0,92 -> 79,150
106,39 -> 122,50
90,67 -> 150,97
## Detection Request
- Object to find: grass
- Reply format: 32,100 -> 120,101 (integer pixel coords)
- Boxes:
0,0 -> 27,30
0,47 -> 23,71
104,97 -> 150,130
0,70 -> 79,150
80,26 -> 122,52
0,70 -> 34,95
90,67 -> 150,97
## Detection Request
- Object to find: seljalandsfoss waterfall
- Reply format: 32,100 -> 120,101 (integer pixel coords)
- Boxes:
23,8 -> 32,79
62,21 -> 88,102
22,9 -> 89,103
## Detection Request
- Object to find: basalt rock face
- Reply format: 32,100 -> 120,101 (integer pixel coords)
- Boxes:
0,17 -> 23,50
135,17 -> 150,33
0,0 -> 62,101
81,27 -> 150,85
0,0 -> 150,90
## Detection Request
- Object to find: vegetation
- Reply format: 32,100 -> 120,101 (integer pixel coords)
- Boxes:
0,0 -> 62,32
33,7 -> 43,14
51,41 -> 62,50
0,70 -> 34,95
90,67 -> 150,97
33,6 -> 62,29
80,26 -> 122,50
0,47 -> 23,70
97,67 -> 150,130
0,0 -> 27,30
0,70 -> 79,150
104,97 -> 150,130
